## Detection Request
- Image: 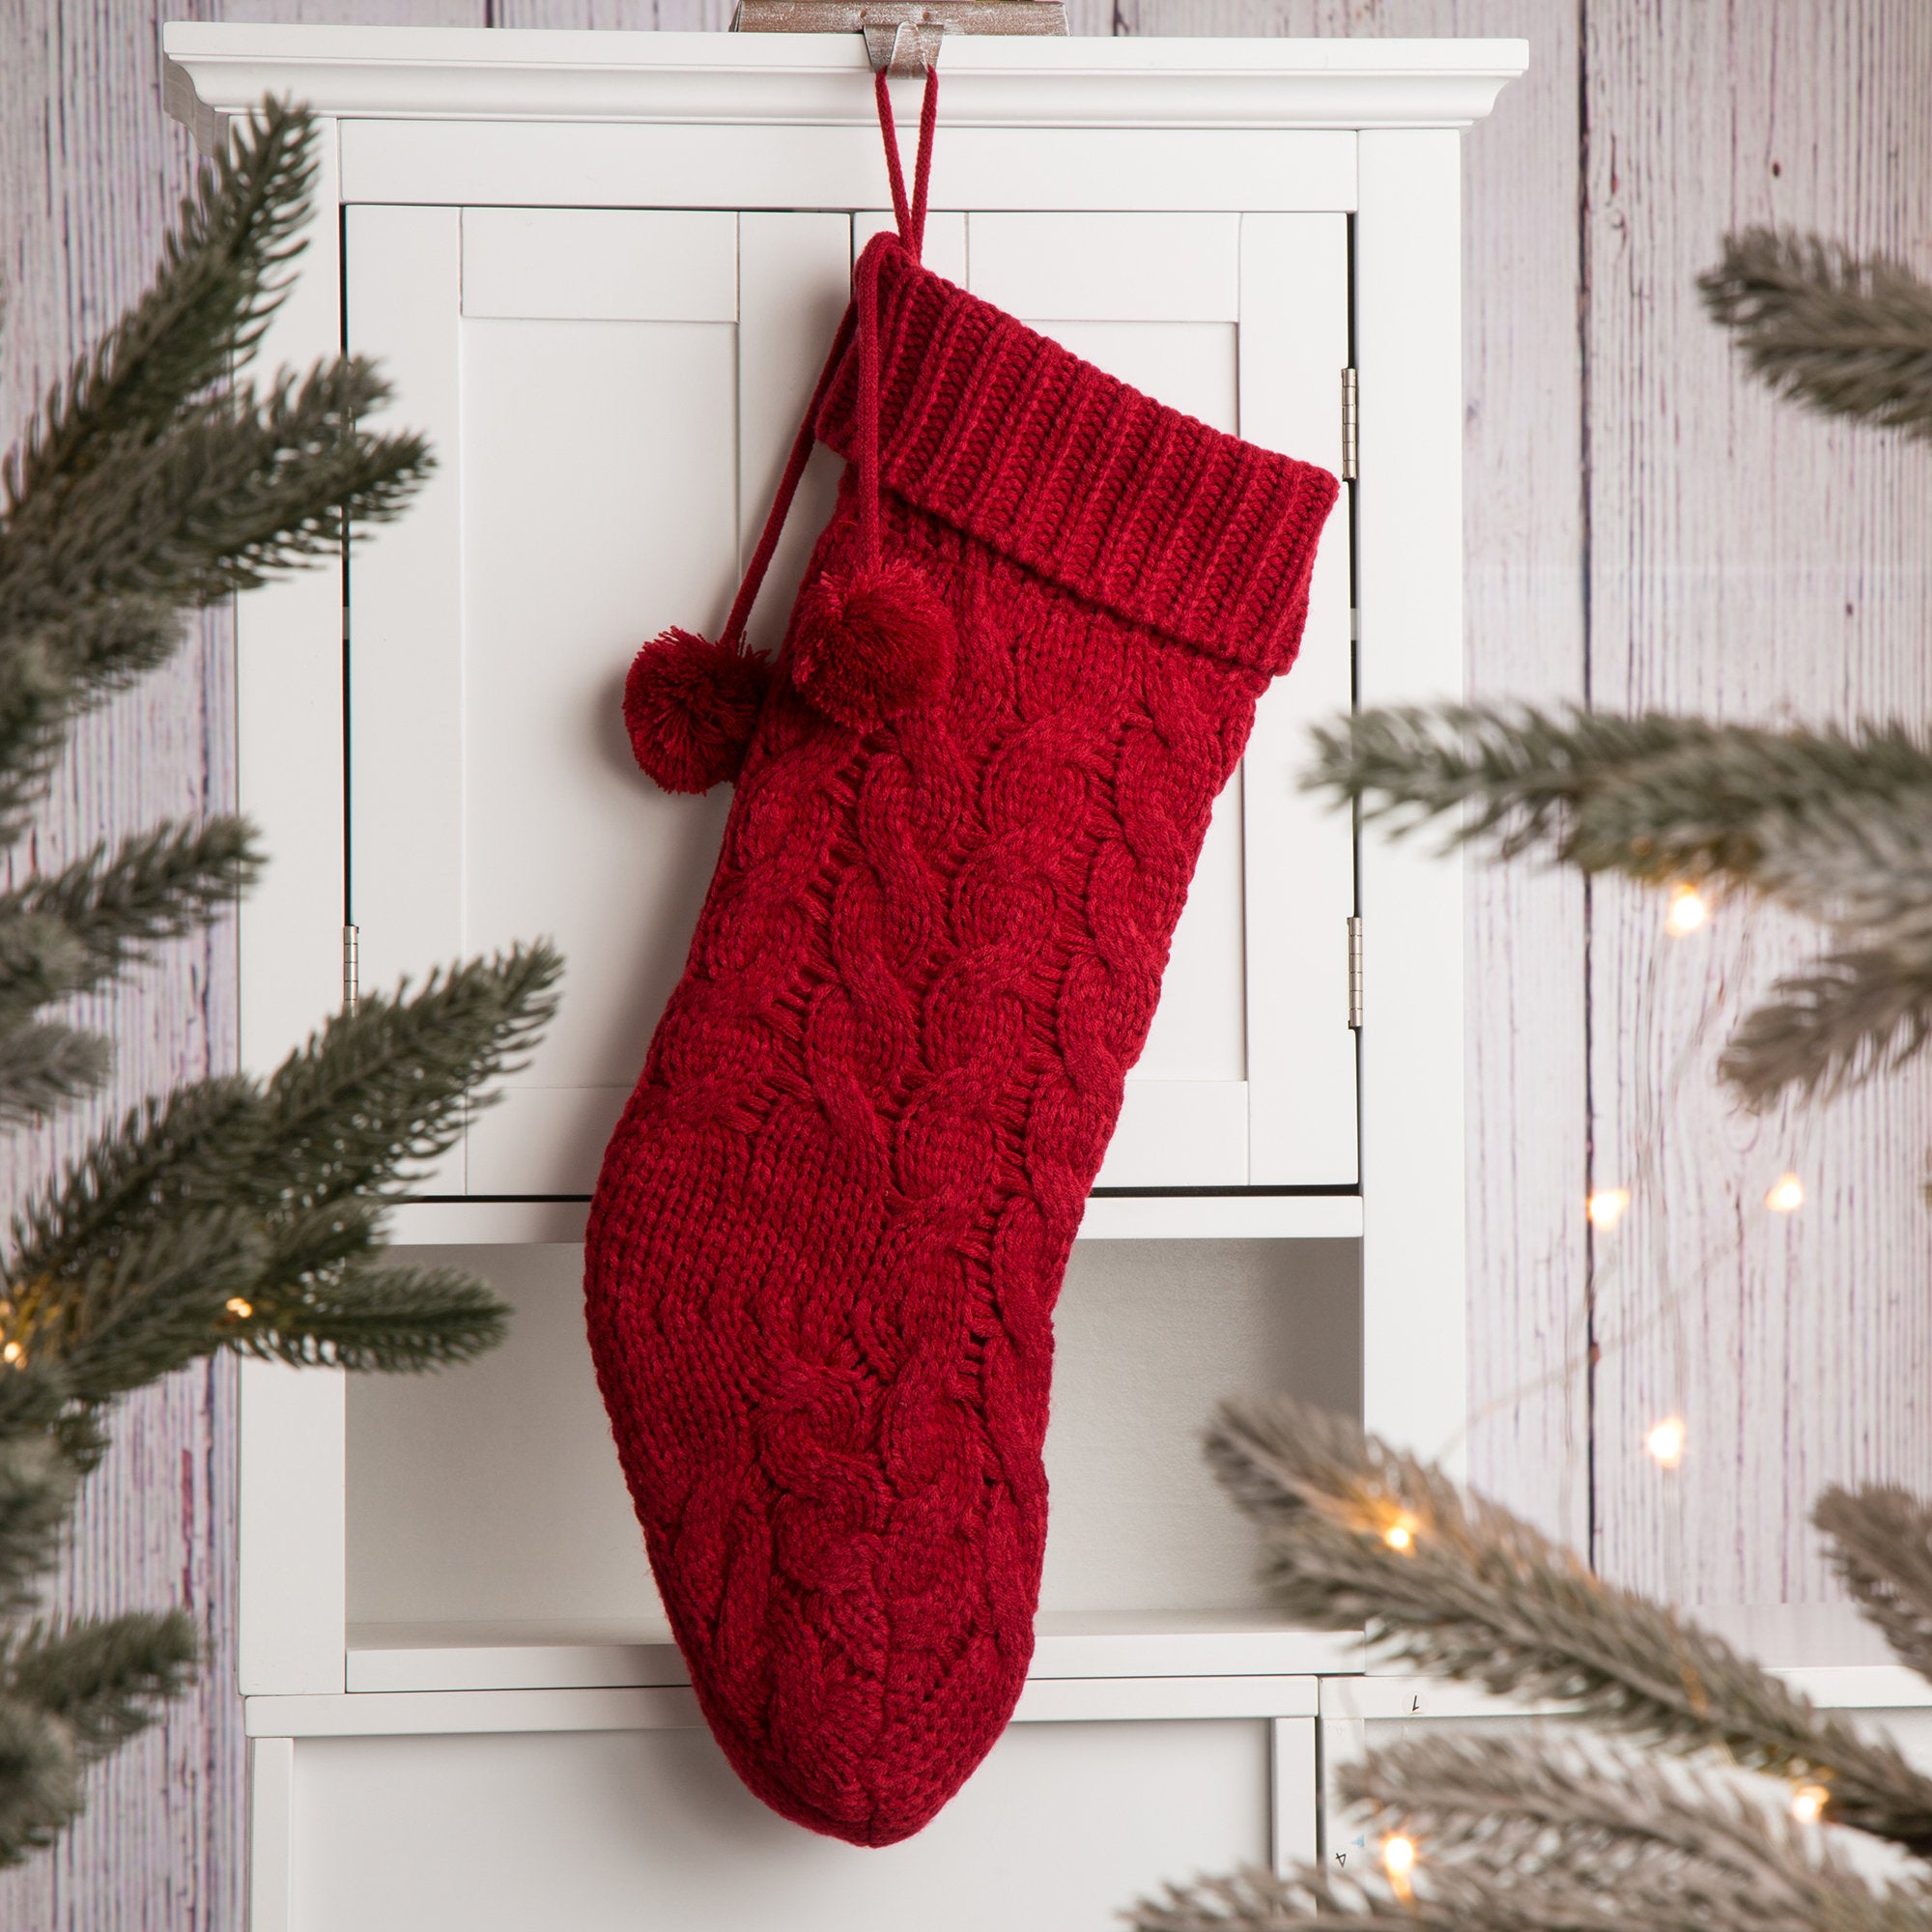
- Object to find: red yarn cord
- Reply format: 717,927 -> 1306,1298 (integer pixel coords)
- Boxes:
910,67 -> 939,258
872,67 -> 940,256
719,64 -> 940,643
875,70 -> 914,247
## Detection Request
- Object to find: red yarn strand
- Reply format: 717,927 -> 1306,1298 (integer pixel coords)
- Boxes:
874,70 -> 913,246
715,66 -> 938,645
910,67 -> 939,259
872,67 -> 939,258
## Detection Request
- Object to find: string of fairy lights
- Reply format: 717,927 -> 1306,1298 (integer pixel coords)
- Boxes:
1363,878 -> 1838,1894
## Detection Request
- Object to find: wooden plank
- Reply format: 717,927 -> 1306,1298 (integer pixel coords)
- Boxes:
1582,0 -> 1932,1604
1115,0 -> 1588,1545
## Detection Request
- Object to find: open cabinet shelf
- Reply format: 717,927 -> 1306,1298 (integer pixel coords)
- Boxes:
341,1238 -> 1366,1721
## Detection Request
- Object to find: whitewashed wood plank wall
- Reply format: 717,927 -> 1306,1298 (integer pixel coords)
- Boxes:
1,0 -> 1929,1922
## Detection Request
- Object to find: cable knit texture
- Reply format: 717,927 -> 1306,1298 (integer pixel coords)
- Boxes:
585,233 -> 1339,1847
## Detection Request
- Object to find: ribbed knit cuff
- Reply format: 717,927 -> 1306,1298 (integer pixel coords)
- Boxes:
817,234 -> 1341,679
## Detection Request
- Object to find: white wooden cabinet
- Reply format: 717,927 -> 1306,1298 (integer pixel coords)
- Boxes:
163,26 -> 1522,1932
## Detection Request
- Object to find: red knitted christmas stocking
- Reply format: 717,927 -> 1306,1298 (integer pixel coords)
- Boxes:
586,71 -> 1338,1847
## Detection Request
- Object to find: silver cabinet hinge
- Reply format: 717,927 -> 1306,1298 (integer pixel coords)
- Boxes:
343,923 -> 360,1015
1340,367 -> 1358,481
1347,915 -> 1364,1029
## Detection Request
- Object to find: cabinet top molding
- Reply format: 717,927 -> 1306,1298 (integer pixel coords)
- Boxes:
161,26 -> 1526,142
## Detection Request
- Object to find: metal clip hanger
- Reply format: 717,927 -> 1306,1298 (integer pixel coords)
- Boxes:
732,0 -> 1067,76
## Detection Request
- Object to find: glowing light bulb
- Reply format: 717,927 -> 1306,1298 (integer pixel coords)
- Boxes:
225,1297 -> 253,1320
1384,1522 -> 1413,1552
2,1342 -> 23,1367
1665,884 -> 1709,936
1587,1187 -> 1631,1230
1790,1783 -> 1828,1824
1766,1172 -> 1804,1213
1645,1417 -> 1687,1468
1382,1834 -> 1417,1897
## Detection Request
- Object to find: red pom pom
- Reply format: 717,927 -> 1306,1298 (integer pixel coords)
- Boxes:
623,629 -> 773,794
788,558 -> 954,733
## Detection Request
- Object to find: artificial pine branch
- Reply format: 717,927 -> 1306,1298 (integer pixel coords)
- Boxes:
1719,942 -> 1932,1106
1130,1725 -> 1932,1932
0,1027 -> 113,1127
1333,1731 -> 1925,1928
0,945 -> 558,1404
1,99 -> 316,511
1305,704 -> 1932,1105
1206,1398 -> 1932,1854
1305,705 -> 1932,892
6,1612 -> 199,1762
255,943 -> 560,1208
249,1262 -> 508,1373
1700,229 -> 1932,440
1,1208 -> 270,1415
0,93 -> 557,1865
1813,1486 -> 1932,1689
0,359 -> 430,626
0,603 -> 187,845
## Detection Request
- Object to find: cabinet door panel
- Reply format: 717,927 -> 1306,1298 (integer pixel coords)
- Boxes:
462,209 -> 737,322
967,213 -> 1355,1187
292,1720 -> 1270,1932
738,213 -> 851,652
462,312 -> 736,1097
350,208 -> 747,1195
968,211 -> 1241,321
